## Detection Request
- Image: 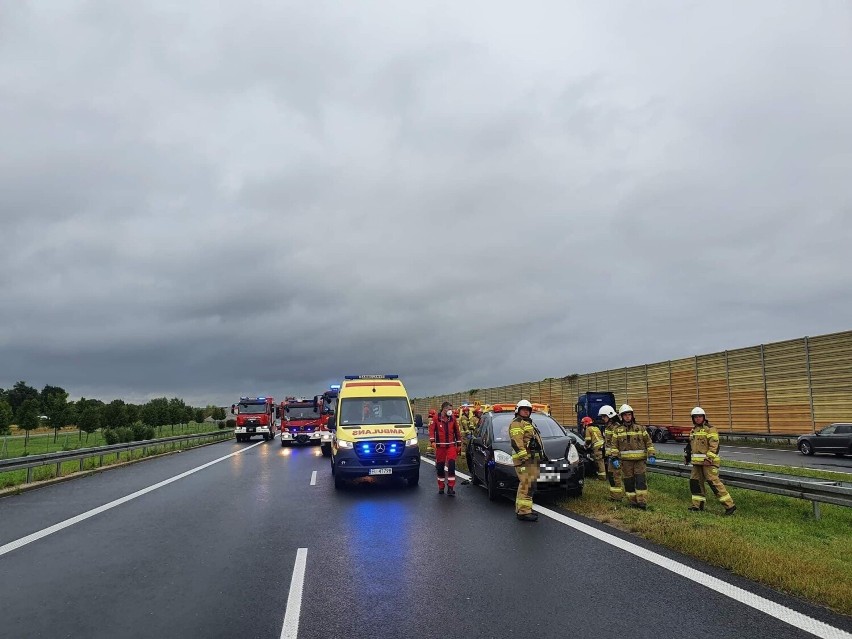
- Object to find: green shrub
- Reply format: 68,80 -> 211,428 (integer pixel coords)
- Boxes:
131,421 -> 154,441
115,427 -> 133,443
103,428 -> 120,445
226,419 -> 236,429
217,420 -> 227,430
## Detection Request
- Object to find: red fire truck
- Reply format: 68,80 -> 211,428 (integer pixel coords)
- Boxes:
231,396 -> 276,443
318,384 -> 340,457
280,396 -> 323,447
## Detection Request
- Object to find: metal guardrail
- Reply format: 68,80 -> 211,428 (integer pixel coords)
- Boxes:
0,431 -> 233,484
650,459 -> 852,518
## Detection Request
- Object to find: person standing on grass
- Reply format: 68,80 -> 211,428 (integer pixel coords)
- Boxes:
686,407 -> 736,515
600,405 -> 624,501
429,401 -> 461,496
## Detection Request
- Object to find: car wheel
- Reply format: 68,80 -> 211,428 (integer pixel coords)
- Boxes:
487,469 -> 499,502
334,474 -> 344,489
652,430 -> 661,443
469,456 -> 482,486
799,441 -> 814,456
407,471 -> 419,487
567,485 -> 583,498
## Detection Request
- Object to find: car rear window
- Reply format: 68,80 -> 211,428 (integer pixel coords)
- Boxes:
492,413 -> 567,441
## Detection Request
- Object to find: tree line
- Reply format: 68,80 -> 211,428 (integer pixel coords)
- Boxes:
0,381 -> 228,449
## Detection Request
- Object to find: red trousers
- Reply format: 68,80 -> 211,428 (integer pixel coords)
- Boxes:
435,445 -> 458,489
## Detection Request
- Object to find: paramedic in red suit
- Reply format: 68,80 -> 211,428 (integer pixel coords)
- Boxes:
429,401 -> 461,496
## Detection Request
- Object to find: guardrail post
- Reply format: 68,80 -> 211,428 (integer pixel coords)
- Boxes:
26,467 -> 33,483
99,454 -> 104,467
79,458 -> 84,471
56,462 -> 61,478
812,501 -> 821,520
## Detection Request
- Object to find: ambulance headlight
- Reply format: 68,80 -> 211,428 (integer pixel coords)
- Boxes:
337,440 -> 353,449
406,437 -> 418,446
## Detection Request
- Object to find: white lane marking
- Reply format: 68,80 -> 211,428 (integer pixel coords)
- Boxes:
310,471 -> 317,486
0,440 -> 265,558
280,547 -> 308,639
421,457 -> 851,639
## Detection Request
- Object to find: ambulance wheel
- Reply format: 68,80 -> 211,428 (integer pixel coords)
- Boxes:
321,444 -> 331,457
334,473 -> 344,489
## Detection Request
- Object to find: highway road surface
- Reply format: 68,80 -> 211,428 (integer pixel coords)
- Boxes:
654,442 -> 852,474
1,436 -> 850,639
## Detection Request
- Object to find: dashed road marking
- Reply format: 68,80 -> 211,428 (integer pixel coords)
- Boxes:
280,548 -> 308,639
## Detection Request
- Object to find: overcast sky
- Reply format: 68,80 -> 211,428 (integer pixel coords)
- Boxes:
2,1 -> 851,406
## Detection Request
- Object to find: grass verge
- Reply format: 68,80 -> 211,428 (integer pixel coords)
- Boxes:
1,423 -> 225,459
555,474 -> 852,616
0,432 -> 230,491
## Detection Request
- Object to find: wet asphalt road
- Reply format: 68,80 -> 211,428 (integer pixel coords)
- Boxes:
1,436 -> 850,639
654,443 -> 852,474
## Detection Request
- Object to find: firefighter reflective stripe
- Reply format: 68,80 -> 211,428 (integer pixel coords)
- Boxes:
609,486 -> 623,495
512,450 -> 529,463
621,449 -> 647,460
691,453 -> 707,462
692,495 -> 707,502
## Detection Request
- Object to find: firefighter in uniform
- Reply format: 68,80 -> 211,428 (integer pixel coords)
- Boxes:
600,405 -> 623,501
509,400 -> 544,522
610,404 -> 655,509
686,407 -> 736,515
582,416 -> 606,480
429,402 -> 461,496
458,405 -> 473,442
472,407 -> 483,430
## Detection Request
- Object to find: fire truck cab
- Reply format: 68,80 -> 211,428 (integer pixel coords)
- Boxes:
231,397 -> 276,443
318,385 -> 340,457
280,397 -> 323,447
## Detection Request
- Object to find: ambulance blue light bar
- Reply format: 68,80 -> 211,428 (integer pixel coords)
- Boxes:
344,375 -> 399,380
330,384 -> 341,390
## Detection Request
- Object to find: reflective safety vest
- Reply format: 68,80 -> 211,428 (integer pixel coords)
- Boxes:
611,423 -> 655,460
689,423 -> 720,465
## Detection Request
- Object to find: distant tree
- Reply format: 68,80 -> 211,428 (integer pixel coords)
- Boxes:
0,400 -> 13,436
195,408 -> 205,424
142,398 -> 169,435
41,385 -> 70,442
16,398 -> 41,450
103,400 -> 129,430
184,405 -> 195,425
168,397 -> 187,433
125,404 -> 141,424
8,381 -> 39,414
213,406 -> 226,420
78,406 -> 102,442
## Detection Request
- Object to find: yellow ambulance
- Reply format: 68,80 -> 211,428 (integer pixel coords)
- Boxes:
329,375 -> 420,488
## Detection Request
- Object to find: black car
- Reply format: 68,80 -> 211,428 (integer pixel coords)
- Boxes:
797,423 -> 852,456
466,409 -> 586,500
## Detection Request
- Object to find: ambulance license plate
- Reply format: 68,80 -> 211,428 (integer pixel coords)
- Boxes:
368,468 -> 392,475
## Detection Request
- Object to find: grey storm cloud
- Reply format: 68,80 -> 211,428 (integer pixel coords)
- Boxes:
2,1 -> 852,406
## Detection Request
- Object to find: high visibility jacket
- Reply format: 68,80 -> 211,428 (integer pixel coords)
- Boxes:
611,423 -> 655,460
459,412 -> 473,432
509,416 -> 543,466
584,425 -> 604,450
429,415 -> 461,447
604,425 -> 617,458
689,422 -> 721,466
